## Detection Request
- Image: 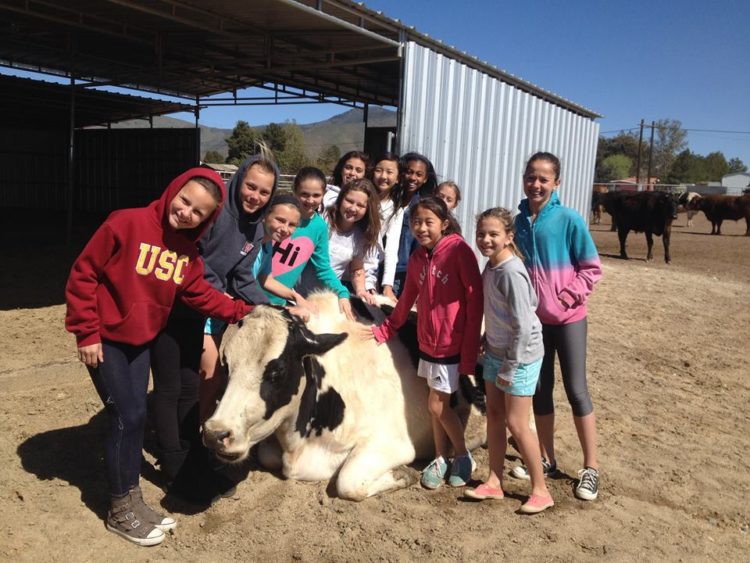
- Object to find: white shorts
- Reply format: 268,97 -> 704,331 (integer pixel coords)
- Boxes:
417,360 -> 460,394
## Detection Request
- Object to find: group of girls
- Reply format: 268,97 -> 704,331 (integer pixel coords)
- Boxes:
362,151 -> 602,514
65,146 -> 601,547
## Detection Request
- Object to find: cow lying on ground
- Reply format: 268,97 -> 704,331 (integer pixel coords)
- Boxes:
677,191 -> 702,227
601,191 -> 677,263
690,194 -> 750,235
202,291 -> 486,501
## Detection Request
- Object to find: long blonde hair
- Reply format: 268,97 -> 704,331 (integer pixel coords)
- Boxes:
475,207 -> 523,259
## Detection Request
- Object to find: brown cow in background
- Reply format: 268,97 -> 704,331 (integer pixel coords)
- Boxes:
690,195 -> 750,235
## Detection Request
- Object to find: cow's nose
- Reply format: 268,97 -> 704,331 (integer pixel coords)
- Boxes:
203,426 -> 233,449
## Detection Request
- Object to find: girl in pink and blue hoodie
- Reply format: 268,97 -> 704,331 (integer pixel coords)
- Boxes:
513,152 -> 603,502
366,197 -> 483,491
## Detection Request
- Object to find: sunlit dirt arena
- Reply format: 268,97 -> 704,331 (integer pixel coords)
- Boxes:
1,212 -> 748,561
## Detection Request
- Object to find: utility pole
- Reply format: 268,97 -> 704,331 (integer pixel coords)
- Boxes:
635,119 -> 644,187
646,121 -> 655,189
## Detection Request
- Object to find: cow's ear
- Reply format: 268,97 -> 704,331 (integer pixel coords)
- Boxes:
299,332 -> 348,357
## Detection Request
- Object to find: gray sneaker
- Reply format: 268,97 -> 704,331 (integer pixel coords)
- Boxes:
106,495 -> 165,546
129,486 -> 176,531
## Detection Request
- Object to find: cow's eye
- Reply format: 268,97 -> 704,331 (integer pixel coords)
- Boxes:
262,358 -> 286,382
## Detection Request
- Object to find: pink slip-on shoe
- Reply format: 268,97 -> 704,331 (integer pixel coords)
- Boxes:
519,493 -> 554,514
464,483 -> 505,500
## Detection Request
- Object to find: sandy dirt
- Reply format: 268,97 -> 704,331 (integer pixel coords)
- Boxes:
1,212 -> 748,562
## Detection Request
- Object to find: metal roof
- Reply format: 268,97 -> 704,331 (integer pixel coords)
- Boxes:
0,74 -> 191,128
0,0 -> 598,117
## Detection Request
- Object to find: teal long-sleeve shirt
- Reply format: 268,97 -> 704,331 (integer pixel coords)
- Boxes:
263,212 -> 350,305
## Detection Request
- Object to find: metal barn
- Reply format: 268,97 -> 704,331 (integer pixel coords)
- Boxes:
0,0 -> 599,244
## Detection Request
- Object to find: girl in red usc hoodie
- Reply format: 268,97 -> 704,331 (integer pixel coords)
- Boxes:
365,197 -> 483,491
65,167 -> 252,547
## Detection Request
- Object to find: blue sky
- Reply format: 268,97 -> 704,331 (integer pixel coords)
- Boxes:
4,1 -> 748,165
181,0 -> 750,166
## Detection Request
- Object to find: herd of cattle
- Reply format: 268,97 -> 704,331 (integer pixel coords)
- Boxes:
590,188 -> 750,263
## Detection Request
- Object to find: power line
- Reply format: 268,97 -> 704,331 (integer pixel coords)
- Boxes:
601,127 -> 750,136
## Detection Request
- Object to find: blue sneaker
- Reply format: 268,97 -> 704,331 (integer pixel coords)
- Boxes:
421,457 -> 449,489
447,452 -> 475,487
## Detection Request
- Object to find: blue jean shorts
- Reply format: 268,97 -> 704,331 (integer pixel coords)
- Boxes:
482,352 -> 542,397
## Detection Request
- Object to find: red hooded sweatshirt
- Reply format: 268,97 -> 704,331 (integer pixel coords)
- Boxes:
372,233 -> 483,374
65,167 -> 252,347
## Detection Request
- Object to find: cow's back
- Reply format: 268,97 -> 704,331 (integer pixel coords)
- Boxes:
304,292 -> 435,458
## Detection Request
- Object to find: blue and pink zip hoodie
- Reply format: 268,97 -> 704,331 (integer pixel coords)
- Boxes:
514,191 -> 602,326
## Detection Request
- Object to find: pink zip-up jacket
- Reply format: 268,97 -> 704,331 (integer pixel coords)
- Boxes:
372,233 -> 483,374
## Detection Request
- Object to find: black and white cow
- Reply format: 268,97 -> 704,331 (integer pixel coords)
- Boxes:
202,291 -> 486,501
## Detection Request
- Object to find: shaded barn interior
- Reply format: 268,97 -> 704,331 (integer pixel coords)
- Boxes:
0,0 -> 599,250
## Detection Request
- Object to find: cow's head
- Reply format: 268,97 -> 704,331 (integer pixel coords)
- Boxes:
203,306 -> 347,463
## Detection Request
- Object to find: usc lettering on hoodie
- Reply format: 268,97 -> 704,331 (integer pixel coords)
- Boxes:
65,168 -> 252,348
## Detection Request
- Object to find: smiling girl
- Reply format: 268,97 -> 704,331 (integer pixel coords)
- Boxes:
312,178 -> 381,303
322,150 -> 370,209
363,196 -> 482,490
512,152 -> 603,502
382,152 -> 439,298
464,207 -> 552,514
264,167 -> 355,319
370,152 -> 402,297
65,168 -> 252,546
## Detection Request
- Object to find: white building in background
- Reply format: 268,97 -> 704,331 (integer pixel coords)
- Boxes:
722,172 -> 750,194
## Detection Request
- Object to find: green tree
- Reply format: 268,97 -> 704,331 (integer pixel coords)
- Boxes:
651,119 -> 688,179
598,154 -> 633,182
275,122 -> 309,173
317,144 -> 341,174
728,157 -> 748,173
665,150 -> 701,184
203,150 -> 225,164
262,122 -> 288,155
226,120 -> 262,165
595,132 -> 638,180
702,151 -> 730,182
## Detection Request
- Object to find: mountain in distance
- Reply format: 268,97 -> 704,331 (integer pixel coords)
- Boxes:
112,107 -> 396,160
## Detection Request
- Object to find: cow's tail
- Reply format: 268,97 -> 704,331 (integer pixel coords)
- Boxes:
458,370 -> 486,415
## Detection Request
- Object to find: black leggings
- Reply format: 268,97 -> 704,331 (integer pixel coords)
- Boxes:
150,313 -> 204,454
533,318 -> 594,417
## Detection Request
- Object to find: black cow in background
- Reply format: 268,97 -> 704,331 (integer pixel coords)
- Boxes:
601,191 -> 677,263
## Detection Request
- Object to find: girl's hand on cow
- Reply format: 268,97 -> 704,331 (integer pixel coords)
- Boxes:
382,285 -> 397,304
358,326 -> 376,341
78,343 -> 103,367
286,305 -> 311,323
356,289 -> 378,306
339,298 -> 355,321
291,290 -> 317,314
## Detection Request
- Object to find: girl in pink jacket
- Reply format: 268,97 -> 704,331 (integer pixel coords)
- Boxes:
364,197 -> 483,490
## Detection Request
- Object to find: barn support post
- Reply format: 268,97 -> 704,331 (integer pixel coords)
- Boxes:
635,119 -> 644,187
647,121 -> 655,188
194,98 -> 200,164
65,71 -> 76,246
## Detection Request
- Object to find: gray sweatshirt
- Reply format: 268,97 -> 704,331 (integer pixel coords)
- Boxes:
482,254 -> 544,380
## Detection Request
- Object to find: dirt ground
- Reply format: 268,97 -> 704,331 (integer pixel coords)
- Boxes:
1,212 -> 748,562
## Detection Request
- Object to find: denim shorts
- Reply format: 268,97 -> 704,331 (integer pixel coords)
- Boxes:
482,351 -> 542,397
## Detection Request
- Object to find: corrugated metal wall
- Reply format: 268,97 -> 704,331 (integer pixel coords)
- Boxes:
399,42 -> 600,250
